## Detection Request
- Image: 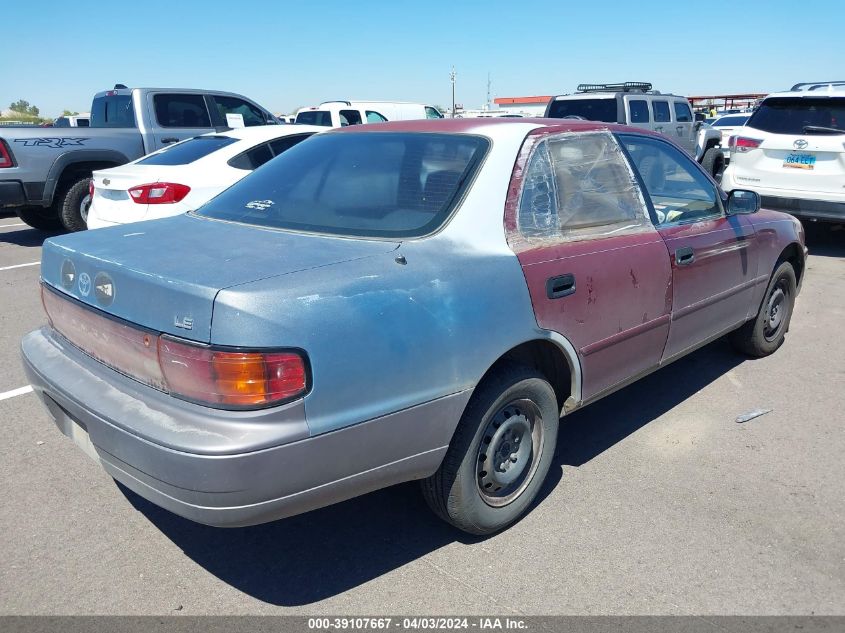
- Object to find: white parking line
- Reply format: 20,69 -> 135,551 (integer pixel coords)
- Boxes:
0,261 -> 39,271
0,223 -> 27,228
0,386 -> 33,401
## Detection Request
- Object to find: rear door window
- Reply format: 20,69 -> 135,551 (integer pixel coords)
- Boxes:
228,133 -> 315,171
653,100 -> 671,122
628,100 -> 650,123
516,132 -> 650,244
673,101 -> 692,122
546,98 -> 618,122
747,97 -> 845,134
339,110 -> 363,126
137,136 -> 238,165
154,94 -> 211,128
228,143 -> 274,170
212,96 -> 267,127
425,106 -> 444,119
91,94 -> 136,128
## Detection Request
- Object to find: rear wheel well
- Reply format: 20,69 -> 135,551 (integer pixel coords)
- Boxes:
54,162 -> 118,202
483,340 -> 573,413
777,242 -> 805,285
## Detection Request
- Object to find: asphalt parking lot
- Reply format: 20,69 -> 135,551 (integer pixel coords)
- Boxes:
0,213 -> 843,616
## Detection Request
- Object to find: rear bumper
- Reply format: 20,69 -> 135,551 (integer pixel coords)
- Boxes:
759,196 -> 845,223
21,327 -> 467,527
721,172 -> 845,222
0,180 -> 26,207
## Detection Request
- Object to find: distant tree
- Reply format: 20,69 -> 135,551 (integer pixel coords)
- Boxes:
62,110 -> 79,116
10,99 -> 40,116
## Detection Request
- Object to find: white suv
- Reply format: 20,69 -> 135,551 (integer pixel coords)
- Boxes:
545,82 -> 725,178
721,82 -> 845,223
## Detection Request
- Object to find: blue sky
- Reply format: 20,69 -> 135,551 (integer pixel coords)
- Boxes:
3,0 -> 843,117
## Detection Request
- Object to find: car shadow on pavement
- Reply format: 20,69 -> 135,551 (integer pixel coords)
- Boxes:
122,337 -> 748,606
0,225 -> 63,247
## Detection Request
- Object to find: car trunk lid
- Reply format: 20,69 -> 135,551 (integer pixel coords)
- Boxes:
91,165 -> 163,223
41,214 -> 400,342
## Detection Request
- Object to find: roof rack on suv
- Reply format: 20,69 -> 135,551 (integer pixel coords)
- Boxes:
576,82 -> 653,93
320,100 -> 352,106
790,81 -> 845,91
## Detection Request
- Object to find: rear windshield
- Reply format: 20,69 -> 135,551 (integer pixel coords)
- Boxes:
747,97 -> 845,134
137,136 -> 238,166
196,132 -> 489,238
91,94 -> 136,128
547,98 -> 618,122
295,111 -> 333,126
712,115 -> 749,127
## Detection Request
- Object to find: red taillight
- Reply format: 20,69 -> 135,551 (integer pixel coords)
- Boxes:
128,182 -> 191,204
88,180 -> 94,198
159,338 -> 307,407
729,136 -> 763,153
0,140 -> 14,168
42,286 -> 307,409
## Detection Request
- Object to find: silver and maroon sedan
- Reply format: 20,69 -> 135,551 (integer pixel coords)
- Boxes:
22,119 -> 806,535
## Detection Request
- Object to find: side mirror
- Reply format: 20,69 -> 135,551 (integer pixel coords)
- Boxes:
726,190 -> 760,215
694,120 -> 703,130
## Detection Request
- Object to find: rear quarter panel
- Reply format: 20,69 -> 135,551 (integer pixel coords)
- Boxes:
211,238 -> 548,438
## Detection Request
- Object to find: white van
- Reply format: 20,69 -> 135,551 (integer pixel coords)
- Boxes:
295,101 -> 443,127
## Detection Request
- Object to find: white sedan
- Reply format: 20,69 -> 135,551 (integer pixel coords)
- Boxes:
87,125 -> 324,229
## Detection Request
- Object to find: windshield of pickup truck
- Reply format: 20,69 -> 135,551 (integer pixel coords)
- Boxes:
196,132 -> 489,238
91,94 -> 135,128
546,98 -> 618,122
137,136 -> 238,165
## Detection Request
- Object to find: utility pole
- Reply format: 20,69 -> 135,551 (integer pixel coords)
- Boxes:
450,66 -> 456,118
486,72 -> 491,111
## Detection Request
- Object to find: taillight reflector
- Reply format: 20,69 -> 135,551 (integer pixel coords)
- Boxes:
88,180 -> 94,198
42,286 -> 307,409
128,182 -> 191,204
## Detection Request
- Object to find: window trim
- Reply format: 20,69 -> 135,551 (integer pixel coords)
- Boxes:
615,132 -> 725,228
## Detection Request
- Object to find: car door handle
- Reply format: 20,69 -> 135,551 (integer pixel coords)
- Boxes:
546,274 -> 576,299
676,125 -> 684,131
161,137 -> 179,144
675,246 -> 695,266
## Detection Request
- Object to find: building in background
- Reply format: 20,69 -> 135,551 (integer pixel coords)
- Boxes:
493,96 -> 551,116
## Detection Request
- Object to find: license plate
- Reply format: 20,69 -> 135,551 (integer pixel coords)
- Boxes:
69,420 -> 100,463
783,153 -> 816,170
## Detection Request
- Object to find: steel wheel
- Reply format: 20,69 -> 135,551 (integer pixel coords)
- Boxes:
476,398 -> 544,507
80,193 -> 91,224
763,280 -> 789,341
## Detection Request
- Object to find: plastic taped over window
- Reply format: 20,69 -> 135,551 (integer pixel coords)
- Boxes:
509,131 -> 651,250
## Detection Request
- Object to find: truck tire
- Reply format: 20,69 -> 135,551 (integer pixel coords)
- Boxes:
57,177 -> 91,232
15,206 -> 64,231
700,147 -> 725,181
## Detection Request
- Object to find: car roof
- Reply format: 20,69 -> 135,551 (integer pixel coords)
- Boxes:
328,117 -> 657,138
764,89 -> 845,99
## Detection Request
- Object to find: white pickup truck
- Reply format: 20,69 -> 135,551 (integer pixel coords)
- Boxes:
0,85 -> 279,231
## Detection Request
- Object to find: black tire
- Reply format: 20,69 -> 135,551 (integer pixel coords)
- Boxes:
700,146 -> 725,181
57,177 -> 91,232
729,262 -> 797,357
15,206 -> 64,231
421,363 -> 559,535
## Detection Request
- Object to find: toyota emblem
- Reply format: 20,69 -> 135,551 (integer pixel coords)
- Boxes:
793,139 -> 808,150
